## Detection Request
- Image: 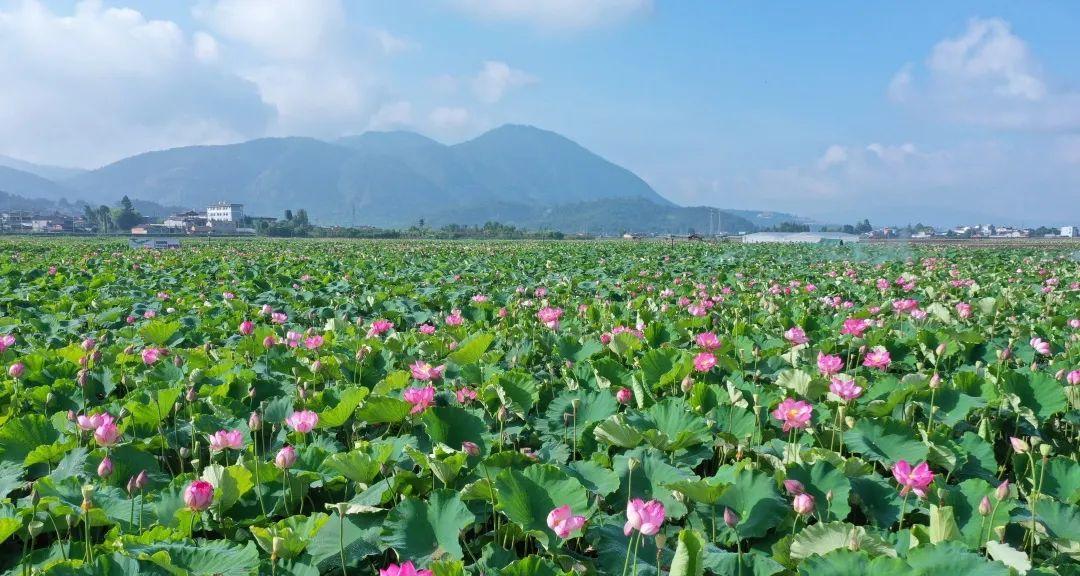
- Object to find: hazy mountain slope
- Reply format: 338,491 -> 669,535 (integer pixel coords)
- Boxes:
0,155 -> 87,182
0,166 -> 80,202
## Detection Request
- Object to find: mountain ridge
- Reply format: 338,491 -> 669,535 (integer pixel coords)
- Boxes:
5,124 -> 758,233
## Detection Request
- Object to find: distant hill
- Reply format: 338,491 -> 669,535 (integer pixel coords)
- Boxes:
3,124 -> 762,233
0,155 -> 87,182
725,209 -> 813,229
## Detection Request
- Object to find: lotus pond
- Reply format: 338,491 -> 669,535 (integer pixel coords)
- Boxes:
0,238 -> 1077,575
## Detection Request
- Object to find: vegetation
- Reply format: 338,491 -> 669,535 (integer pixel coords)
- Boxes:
0,239 -> 1076,575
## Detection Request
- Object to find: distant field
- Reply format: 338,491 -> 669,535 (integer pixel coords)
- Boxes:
0,238 -> 1076,575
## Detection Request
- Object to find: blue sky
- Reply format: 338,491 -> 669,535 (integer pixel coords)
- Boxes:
2,1 -> 1078,225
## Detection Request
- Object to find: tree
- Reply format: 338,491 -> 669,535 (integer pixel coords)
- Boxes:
854,219 -> 872,234
111,195 -> 143,231
284,209 -> 293,221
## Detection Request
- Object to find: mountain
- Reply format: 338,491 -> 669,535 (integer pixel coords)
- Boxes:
0,165 -> 80,202
0,155 -> 87,182
62,124 -> 750,232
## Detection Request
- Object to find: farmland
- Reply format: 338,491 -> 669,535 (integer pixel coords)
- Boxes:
0,238 -> 1077,575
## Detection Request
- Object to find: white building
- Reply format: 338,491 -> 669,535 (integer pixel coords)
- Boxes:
1061,226 -> 1078,237
207,202 -> 244,223
741,232 -> 860,244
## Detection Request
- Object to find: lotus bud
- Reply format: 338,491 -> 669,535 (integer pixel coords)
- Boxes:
929,373 -> 940,389
1039,443 -> 1052,457
91,350 -> 102,363
826,490 -> 834,503
993,525 -> 1005,541
783,479 -> 805,495
185,387 -> 197,403
97,457 -> 114,479
311,360 -> 322,373
248,387 -> 256,399
298,387 -> 307,400
995,480 -> 1009,501
935,342 -> 946,356
79,356 -> 89,367
680,375 -> 694,394
249,412 -> 262,431
978,496 -> 992,516
723,507 -> 739,528
123,345 -> 135,355
496,406 -> 508,422
998,347 -> 1012,360
1029,436 -> 1042,448
77,369 -> 89,387
461,441 -> 480,456
126,475 -> 138,495
615,387 -> 632,405
28,520 -> 44,538
263,335 -> 277,349
180,446 -> 190,459
67,410 -> 76,421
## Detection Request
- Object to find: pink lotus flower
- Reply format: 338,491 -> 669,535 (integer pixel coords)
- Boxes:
239,320 -> 255,335
456,387 -> 477,403
891,460 -> 933,498
471,294 -> 489,303
792,493 -> 815,516
1030,337 -> 1051,356
444,310 -> 464,326
275,445 -> 297,469
184,480 -> 214,511
207,429 -> 245,452
8,363 -> 24,378
380,561 -> 431,576
94,421 -> 121,446
260,304 -> 273,315
271,312 -> 288,324
461,441 -> 480,456
616,387 -> 633,405
955,302 -> 972,319
368,319 -> 394,337
1009,437 -> 1029,453
141,347 -> 162,365
892,299 -> 919,314
0,334 -> 15,352
842,320 -> 869,340
695,332 -> 722,350
403,385 -> 436,414
784,326 -> 809,345
693,352 -> 717,373
303,335 -> 324,350
1067,370 -> 1080,386
816,352 -> 843,376
829,376 -> 863,402
536,307 -> 564,330
547,504 -> 587,539
262,335 -> 277,348
624,498 -> 665,536
418,324 -> 436,335
862,346 -> 891,370
143,310 -> 156,319
410,361 -> 445,382
77,412 -> 108,431
285,410 -> 319,433
772,398 -> 813,431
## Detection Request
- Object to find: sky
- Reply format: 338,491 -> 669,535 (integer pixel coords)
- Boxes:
1,0 -> 1079,226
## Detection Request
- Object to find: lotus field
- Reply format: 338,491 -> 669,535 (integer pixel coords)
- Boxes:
1,238 -> 1079,576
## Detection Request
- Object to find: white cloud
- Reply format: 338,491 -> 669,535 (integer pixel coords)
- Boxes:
370,28 -> 416,55
195,0 -> 396,138
0,0 -> 269,167
865,143 -> 917,165
816,145 -> 848,170
449,0 -> 651,31
193,31 -> 220,61
194,0 -> 343,61
927,18 -> 1044,101
429,106 -> 471,129
369,101 -> 414,130
890,17 -> 1080,131
472,60 -> 537,103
